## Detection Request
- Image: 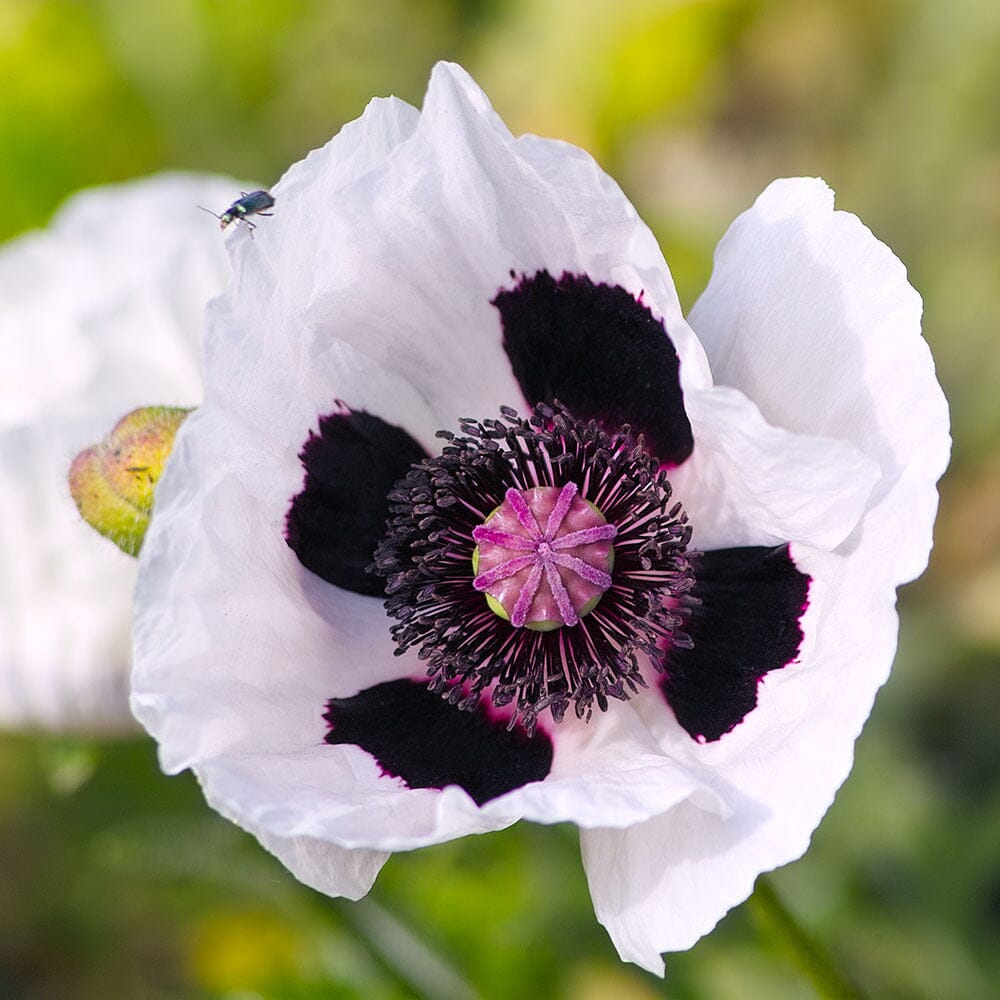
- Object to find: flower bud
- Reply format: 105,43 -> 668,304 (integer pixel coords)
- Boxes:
69,406 -> 190,556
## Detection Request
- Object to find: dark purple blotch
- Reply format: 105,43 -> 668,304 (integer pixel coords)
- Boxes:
661,545 -> 811,742
325,679 -> 553,805
492,270 -> 694,466
286,408 -> 428,597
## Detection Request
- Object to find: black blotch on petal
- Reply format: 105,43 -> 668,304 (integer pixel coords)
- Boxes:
493,270 -> 693,466
325,679 -> 553,806
662,545 -> 811,742
286,409 -> 428,596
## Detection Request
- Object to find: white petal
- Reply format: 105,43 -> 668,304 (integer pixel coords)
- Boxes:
581,535 -> 901,970
674,384 -> 880,551
689,177 -> 950,584
485,703 -> 729,829
0,173 -> 234,732
580,179 -> 950,970
581,801 -> 760,976
131,403 -> 413,757
207,62 -> 708,452
584,398 -> 940,970
221,795 -> 388,900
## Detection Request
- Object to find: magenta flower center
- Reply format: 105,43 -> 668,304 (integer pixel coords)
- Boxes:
472,482 -> 617,630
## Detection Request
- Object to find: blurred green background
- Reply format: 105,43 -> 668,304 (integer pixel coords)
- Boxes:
1,0 -> 997,997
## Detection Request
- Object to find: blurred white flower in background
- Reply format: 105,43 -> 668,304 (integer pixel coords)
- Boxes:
0,173 -> 235,732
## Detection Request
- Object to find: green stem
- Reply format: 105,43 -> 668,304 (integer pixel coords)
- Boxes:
748,876 -> 866,1000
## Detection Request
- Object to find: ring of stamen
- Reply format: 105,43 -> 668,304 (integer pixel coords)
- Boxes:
371,402 -> 695,732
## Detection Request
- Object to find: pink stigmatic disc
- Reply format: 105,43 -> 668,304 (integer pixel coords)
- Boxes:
472,483 -> 616,629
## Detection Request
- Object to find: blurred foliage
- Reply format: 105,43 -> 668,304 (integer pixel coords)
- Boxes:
1,0 -> 998,997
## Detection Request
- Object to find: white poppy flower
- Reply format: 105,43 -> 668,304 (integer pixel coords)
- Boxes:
130,65 -> 949,973
0,173 -> 235,732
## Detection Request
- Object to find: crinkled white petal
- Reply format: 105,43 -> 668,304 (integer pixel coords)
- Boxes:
582,179 -> 949,971
673,384 -> 880,552
202,96 -> 430,440
582,800 -> 763,977
688,177 -> 950,585
254,828 -> 387,901
205,62 -> 708,449
205,774 -> 388,900
0,173 -> 234,732
257,830 -> 389,899
131,403 -> 414,766
492,704 -> 729,830
582,538 -> 899,971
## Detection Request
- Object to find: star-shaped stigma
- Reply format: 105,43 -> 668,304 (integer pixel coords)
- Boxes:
472,482 -> 617,628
